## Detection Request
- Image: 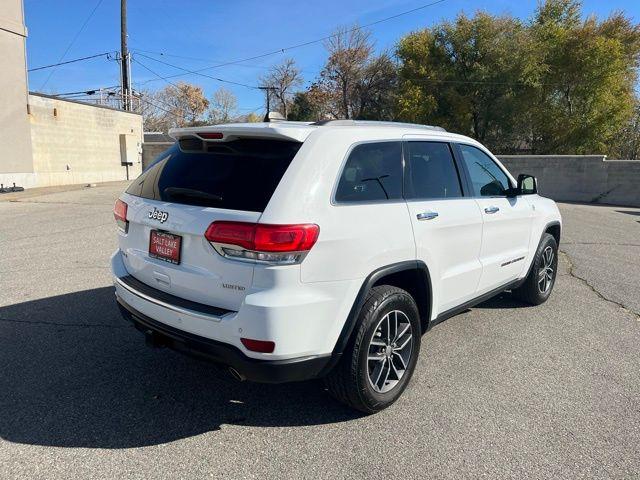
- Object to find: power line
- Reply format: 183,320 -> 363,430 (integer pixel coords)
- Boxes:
134,52 -> 259,89
133,58 -> 268,114
136,95 -> 185,120
130,59 -> 205,115
39,0 -> 106,90
135,0 -> 448,85
237,105 -> 265,112
49,85 -> 120,96
132,57 -> 213,113
28,52 -> 115,72
132,48 -> 237,64
133,90 -> 191,116
132,57 -> 180,89
131,48 -> 322,75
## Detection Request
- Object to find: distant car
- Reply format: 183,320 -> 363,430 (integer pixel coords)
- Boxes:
112,120 -> 562,413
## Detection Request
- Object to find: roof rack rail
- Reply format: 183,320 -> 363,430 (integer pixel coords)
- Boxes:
310,119 -> 446,132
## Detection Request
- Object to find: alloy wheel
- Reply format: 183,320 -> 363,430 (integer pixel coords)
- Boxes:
538,246 -> 555,293
367,310 -> 413,394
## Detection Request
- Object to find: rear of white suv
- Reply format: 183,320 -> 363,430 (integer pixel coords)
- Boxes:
113,125 -> 342,380
113,121 -> 561,413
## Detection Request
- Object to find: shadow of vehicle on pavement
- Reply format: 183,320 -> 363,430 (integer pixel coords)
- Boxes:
615,209 -> 640,217
474,291 -> 532,310
0,284 -> 530,449
0,287 -> 361,449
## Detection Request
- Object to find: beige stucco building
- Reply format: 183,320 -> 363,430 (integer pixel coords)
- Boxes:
0,0 -> 142,189
0,0 -> 33,187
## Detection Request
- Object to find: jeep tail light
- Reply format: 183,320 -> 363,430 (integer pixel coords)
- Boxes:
241,338 -> 275,353
205,221 -> 319,264
114,199 -> 128,233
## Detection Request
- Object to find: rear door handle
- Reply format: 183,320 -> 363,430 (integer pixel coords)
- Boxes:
484,206 -> 500,214
417,211 -> 439,221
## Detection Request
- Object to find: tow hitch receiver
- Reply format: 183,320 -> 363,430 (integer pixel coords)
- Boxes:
144,329 -> 166,348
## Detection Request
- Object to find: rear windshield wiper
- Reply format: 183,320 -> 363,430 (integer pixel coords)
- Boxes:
163,187 -> 223,203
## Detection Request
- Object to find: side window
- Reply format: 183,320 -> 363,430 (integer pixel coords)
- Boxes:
335,142 -> 403,202
458,144 -> 511,197
404,142 -> 463,200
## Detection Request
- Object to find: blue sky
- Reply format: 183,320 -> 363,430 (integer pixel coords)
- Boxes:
25,0 -> 640,115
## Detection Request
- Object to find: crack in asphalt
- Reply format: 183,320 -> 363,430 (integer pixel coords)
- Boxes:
563,241 -> 640,247
0,316 -> 127,329
560,250 -> 640,320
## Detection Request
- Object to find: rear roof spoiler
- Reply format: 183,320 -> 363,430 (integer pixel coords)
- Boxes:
169,123 -> 316,143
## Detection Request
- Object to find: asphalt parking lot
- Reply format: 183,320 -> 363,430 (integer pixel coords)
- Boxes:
1,183 -> 639,479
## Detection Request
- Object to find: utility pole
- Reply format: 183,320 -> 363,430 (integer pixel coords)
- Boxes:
258,86 -> 274,121
120,0 -> 131,111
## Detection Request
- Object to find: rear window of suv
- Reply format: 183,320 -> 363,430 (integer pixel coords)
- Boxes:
126,137 -> 301,212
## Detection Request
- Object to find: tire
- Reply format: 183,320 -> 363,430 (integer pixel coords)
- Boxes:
513,233 -> 558,305
324,285 -> 421,414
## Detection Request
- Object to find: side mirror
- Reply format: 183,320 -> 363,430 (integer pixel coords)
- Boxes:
517,174 -> 537,195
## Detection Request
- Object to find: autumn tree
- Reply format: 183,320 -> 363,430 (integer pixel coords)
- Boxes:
135,82 -> 209,132
290,25 -> 398,121
320,26 -> 373,119
351,53 -> 398,120
158,82 -> 209,127
134,89 -> 172,132
207,87 -> 239,124
260,58 -> 303,118
243,112 -> 262,123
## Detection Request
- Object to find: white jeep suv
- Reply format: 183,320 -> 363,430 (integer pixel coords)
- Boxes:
112,120 -> 561,413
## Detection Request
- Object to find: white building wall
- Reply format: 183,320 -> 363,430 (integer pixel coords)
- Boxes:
0,0 -> 34,187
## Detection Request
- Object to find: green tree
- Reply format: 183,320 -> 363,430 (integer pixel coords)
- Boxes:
288,91 -> 316,121
395,1 -> 640,155
527,1 -> 640,154
396,12 -> 537,152
609,98 -> 640,159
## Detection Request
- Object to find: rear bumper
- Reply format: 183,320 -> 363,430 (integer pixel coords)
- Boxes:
116,296 -> 331,383
112,248 -> 361,360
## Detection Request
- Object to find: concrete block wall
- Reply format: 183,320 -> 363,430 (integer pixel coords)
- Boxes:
498,155 -> 640,207
27,93 -> 144,187
142,142 -> 173,170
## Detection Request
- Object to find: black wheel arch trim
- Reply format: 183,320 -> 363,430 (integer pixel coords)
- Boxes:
513,220 -> 562,290
319,260 -> 433,377
544,220 -> 561,242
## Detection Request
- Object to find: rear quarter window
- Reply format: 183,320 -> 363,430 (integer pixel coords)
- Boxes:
334,141 -> 403,203
126,138 -> 301,212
